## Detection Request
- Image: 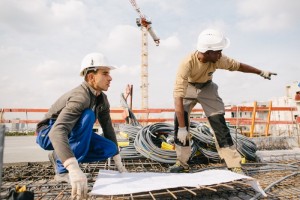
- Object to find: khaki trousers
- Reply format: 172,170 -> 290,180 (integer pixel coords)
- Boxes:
183,82 -> 241,168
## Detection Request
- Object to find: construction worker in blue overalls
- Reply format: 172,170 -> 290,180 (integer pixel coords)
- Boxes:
36,52 -> 127,199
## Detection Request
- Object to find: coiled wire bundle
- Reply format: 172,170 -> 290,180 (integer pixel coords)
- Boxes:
119,120 -> 258,163
119,93 -> 258,163
190,121 -> 258,161
119,93 -> 142,158
230,127 -> 258,161
134,123 -> 198,164
134,123 -> 177,163
119,124 -> 143,159
190,121 -> 221,162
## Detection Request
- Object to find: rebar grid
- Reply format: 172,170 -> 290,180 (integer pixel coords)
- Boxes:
1,158 -> 300,200
255,137 -> 293,151
90,180 -> 257,200
266,174 -> 300,199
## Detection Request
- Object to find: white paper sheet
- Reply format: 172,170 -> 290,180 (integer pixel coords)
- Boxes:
91,169 -> 266,197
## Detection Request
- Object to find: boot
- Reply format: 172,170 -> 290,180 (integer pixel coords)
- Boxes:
219,145 -> 243,168
229,166 -> 245,175
48,151 -> 70,183
208,114 -> 243,173
168,145 -> 191,173
48,151 -> 92,182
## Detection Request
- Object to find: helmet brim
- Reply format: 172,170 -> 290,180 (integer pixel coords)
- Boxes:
197,37 -> 230,53
79,65 -> 117,76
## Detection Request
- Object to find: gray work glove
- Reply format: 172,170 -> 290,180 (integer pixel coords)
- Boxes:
177,127 -> 188,146
260,71 -> 277,80
64,157 -> 87,200
113,154 -> 127,172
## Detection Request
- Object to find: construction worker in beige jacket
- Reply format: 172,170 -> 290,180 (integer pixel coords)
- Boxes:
169,28 -> 277,173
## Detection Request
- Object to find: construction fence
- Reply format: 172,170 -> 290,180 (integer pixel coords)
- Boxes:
1,102 -> 299,138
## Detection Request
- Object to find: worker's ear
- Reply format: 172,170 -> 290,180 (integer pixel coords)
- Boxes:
85,73 -> 94,83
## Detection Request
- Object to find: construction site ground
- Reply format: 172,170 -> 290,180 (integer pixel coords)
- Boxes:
1,136 -> 300,199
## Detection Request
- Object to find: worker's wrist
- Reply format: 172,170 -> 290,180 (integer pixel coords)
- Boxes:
113,154 -> 124,167
113,154 -> 121,162
63,157 -> 79,170
178,127 -> 187,131
260,70 -> 268,77
259,70 -> 264,76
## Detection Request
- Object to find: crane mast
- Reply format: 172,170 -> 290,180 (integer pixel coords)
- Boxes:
129,0 -> 160,110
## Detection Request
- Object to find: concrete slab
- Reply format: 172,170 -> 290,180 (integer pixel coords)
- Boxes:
3,136 -> 49,163
3,136 -> 300,164
256,148 -> 300,162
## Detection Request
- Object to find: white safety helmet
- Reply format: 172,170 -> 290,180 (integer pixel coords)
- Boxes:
197,29 -> 230,53
79,52 -> 116,77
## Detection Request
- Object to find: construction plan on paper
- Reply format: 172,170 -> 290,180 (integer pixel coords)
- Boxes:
91,169 -> 267,197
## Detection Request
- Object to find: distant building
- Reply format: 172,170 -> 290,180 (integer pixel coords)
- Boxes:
225,81 -> 300,137
270,81 -> 300,136
284,80 -> 300,116
11,118 -> 20,132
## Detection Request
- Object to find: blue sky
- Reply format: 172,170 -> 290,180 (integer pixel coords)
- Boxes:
1,0 -> 299,109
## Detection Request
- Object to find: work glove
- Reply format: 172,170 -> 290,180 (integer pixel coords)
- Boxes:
260,71 -> 277,80
64,157 -> 87,200
177,127 -> 188,146
113,154 -> 128,173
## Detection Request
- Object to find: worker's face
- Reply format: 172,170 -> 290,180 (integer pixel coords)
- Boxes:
205,50 -> 222,63
90,68 -> 112,92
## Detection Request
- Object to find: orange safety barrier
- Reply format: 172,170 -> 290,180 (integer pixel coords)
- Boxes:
0,106 -> 297,125
1,104 -> 299,139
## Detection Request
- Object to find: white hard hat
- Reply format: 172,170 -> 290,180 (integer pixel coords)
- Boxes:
79,52 -> 116,76
197,29 -> 230,53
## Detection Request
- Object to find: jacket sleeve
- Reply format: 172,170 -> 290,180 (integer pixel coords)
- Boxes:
217,55 -> 240,71
173,57 -> 191,98
48,93 -> 89,162
97,94 -> 119,153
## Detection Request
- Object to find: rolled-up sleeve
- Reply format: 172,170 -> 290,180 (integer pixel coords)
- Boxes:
217,55 -> 240,71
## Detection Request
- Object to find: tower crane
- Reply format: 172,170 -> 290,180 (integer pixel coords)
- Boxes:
129,0 -> 160,110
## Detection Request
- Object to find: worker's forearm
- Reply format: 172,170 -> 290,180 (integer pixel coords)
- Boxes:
49,128 -> 74,163
238,63 -> 262,74
174,97 -> 186,127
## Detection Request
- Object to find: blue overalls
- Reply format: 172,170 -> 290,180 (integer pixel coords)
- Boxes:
36,109 -> 117,174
